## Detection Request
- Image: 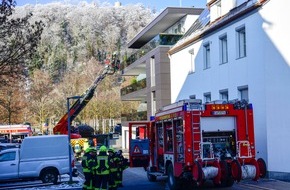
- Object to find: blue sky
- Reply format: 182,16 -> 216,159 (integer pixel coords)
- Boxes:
17,0 -> 207,11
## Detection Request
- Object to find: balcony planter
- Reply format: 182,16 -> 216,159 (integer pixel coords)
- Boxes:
139,79 -> 146,88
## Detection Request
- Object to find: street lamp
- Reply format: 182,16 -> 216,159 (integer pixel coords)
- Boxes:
67,95 -> 82,183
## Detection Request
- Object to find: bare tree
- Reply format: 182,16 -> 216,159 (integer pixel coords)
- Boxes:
0,79 -> 26,124
28,70 -> 54,132
0,0 -> 44,88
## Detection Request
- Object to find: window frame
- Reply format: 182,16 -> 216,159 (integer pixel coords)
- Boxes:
151,91 -> 156,116
150,56 -> 155,87
188,48 -> 195,74
204,92 -> 211,103
203,42 -> 211,69
238,85 -> 248,102
216,0 -> 222,18
219,89 -> 229,101
219,34 -> 228,64
236,26 -> 246,59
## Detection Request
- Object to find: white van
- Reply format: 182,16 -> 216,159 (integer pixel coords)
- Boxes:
0,135 -> 77,184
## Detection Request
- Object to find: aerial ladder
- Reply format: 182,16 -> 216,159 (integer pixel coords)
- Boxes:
53,55 -> 119,139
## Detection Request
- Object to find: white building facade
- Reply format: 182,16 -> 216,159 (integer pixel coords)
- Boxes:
169,0 -> 290,180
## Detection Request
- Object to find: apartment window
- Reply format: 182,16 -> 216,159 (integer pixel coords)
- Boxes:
204,92 -> 211,103
189,94 -> 196,99
219,89 -> 228,101
219,35 -> 228,64
151,91 -> 156,115
150,56 -> 155,87
238,86 -> 248,102
188,48 -> 195,73
203,43 -> 210,69
236,26 -> 246,58
216,0 -> 222,18
178,23 -> 182,33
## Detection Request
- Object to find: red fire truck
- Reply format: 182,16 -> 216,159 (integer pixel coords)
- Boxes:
0,124 -> 33,142
129,99 -> 267,189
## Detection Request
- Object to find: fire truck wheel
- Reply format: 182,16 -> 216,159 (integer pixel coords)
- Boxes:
147,171 -> 157,182
214,160 -> 234,187
231,160 -> 242,182
167,163 -> 181,190
257,158 -> 267,178
192,161 -> 203,184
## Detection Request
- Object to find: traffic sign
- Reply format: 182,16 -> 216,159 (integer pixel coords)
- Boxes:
133,145 -> 141,154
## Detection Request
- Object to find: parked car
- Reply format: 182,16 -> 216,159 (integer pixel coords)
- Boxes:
0,137 -> 7,143
0,143 -> 19,152
0,135 -> 78,184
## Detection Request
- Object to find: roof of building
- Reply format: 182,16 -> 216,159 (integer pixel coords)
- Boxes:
127,7 -> 204,49
180,8 -> 210,40
168,0 -> 267,55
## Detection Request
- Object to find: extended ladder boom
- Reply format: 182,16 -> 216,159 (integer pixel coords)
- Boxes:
53,65 -> 115,137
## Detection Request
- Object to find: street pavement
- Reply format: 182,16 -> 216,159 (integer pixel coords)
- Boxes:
75,162 -> 290,190
118,167 -> 290,190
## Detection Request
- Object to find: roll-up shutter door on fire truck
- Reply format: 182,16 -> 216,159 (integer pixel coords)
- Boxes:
200,117 -> 235,131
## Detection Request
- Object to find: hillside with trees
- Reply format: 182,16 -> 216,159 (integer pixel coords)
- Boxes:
0,0 -> 155,134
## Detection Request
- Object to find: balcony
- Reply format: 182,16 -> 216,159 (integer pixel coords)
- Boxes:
121,111 -> 147,121
121,78 -> 146,96
121,33 -> 183,69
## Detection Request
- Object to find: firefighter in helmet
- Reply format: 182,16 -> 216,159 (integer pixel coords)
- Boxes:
83,138 -> 89,153
82,147 -> 97,190
108,148 -> 118,190
74,141 -> 82,161
116,149 -> 128,187
95,145 -> 110,190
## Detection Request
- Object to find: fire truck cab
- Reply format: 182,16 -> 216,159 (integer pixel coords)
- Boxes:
129,122 -> 151,168
129,99 -> 267,189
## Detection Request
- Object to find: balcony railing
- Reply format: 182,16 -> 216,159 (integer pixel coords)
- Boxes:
121,78 -> 146,96
121,111 -> 147,121
121,33 -> 183,69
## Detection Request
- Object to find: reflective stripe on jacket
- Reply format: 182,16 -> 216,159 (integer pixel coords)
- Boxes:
96,155 -> 109,175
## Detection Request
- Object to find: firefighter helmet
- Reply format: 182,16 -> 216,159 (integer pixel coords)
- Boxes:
85,147 -> 91,153
108,148 -> 115,153
99,145 -> 107,152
